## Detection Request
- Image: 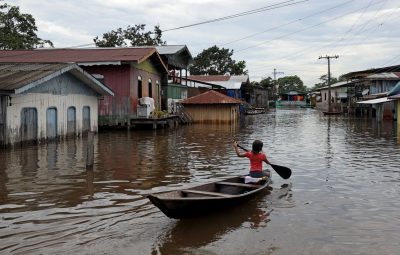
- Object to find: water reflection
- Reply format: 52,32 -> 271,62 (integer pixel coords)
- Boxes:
1,109 -> 400,255
153,191 -> 272,255
0,152 -> 7,203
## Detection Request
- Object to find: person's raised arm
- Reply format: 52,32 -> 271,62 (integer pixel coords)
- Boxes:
233,141 -> 246,157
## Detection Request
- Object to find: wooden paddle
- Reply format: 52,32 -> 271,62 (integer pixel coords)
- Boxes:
236,143 -> 292,179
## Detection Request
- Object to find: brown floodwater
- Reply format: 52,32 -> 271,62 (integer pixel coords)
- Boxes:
1,109 -> 400,255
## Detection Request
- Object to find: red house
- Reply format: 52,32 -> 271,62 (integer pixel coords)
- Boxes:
0,48 -> 168,127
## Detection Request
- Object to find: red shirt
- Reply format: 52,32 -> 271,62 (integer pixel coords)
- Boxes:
244,151 -> 267,172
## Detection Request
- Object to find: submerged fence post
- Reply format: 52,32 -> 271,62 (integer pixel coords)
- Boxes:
86,131 -> 94,170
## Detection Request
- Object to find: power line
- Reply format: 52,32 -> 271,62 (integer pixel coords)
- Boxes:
220,0 -> 356,47
162,0 -> 309,32
234,0 -> 383,53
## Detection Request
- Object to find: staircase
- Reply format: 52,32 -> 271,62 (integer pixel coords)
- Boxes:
175,103 -> 193,124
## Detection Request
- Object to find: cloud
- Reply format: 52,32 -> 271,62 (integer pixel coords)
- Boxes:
9,0 -> 400,87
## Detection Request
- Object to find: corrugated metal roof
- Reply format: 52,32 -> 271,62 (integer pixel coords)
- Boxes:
388,94 -> 400,99
189,75 -> 231,82
156,45 -> 189,55
187,75 -> 249,90
366,72 -> 400,79
0,63 -> 114,96
0,63 -> 70,91
0,47 -> 156,63
180,90 -> 243,104
318,81 -> 352,90
343,65 -> 400,79
156,45 -> 193,68
357,97 -> 394,104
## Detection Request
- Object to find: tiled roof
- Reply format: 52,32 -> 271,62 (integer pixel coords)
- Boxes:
0,47 -> 156,63
180,90 -> 243,104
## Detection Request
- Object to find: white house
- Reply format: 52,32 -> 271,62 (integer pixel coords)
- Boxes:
0,63 -> 114,147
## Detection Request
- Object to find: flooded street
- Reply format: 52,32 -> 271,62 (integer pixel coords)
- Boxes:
1,109 -> 400,255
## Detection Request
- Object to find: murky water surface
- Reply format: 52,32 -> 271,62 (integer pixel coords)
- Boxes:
1,109 -> 400,255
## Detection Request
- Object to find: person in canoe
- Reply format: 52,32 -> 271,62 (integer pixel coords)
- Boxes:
233,140 -> 271,179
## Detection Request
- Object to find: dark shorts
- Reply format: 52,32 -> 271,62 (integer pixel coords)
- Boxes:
249,170 -> 270,178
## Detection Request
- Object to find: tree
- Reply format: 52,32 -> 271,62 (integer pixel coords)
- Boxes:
276,75 -> 306,94
189,45 -> 247,75
259,76 -> 274,89
310,74 -> 345,91
94,24 -> 166,47
0,1 -> 53,49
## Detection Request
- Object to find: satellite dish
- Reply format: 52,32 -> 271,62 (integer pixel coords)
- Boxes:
362,89 -> 369,95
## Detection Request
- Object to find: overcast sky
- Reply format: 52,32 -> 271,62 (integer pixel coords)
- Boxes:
12,0 -> 400,87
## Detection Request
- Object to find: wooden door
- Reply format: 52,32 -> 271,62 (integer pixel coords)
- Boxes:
82,106 -> 91,133
46,107 -> 58,140
0,96 -> 7,146
67,106 -> 76,136
21,108 -> 38,143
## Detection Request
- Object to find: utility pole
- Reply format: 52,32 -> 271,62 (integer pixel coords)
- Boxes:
318,55 -> 339,113
273,68 -> 284,98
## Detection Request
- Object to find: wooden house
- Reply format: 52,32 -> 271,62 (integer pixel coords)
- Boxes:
388,93 -> 400,127
180,90 -> 243,123
242,81 -> 269,108
155,45 -> 193,112
277,91 -> 307,108
343,65 -> 400,121
315,81 -> 352,113
0,48 -> 168,127
0,63 -> 113,147
183,75 -> 249,100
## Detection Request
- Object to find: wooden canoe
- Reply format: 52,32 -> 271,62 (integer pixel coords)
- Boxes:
147,176 -> 271,219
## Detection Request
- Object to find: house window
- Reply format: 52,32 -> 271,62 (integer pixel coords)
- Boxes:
83,106 -> 90,133
324,93 -> 326,101
148,79 -> 152,98
138,76 -> 142,98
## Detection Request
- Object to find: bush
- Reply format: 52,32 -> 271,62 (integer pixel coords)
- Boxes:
150,110 -> 169,118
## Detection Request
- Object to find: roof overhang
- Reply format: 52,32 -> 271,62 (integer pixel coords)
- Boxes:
357,97 -> 394,104
78,61 -> 122,66
388,94 -> 400,100
0,89 -> 12,95
14,64 -> 114,96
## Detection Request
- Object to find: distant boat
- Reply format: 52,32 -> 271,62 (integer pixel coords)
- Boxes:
322,111 -> 341,115
245,107 -> 266,115
147,176 -> 271,219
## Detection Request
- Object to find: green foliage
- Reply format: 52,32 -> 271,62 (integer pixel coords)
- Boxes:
310,74 -> 345,91
150,110 -> 169,119
189,45 -> 247,75
0,1 -> 53,49
259,76 -> 274,89
277,75 -> 306,94
94,24 -> 166,47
